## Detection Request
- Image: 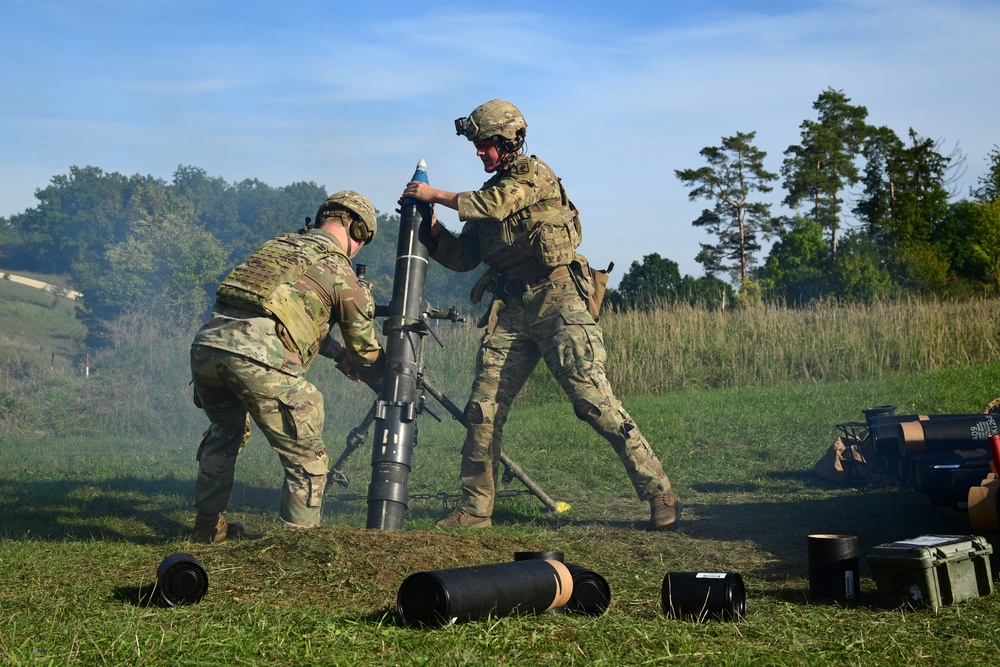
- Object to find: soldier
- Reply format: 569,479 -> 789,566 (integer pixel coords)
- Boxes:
189,191 -> 384,543
400,100 -> 682,531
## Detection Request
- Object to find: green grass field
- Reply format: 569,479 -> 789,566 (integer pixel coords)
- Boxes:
4,364 -> 1000,665
4,274 -> 1000,665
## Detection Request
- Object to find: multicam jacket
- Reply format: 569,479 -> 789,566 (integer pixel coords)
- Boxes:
193,228 -> 383,381
433,154 -> 581,281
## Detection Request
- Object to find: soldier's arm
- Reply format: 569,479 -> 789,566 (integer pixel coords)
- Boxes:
429,220 -> 483,273
333,271 -> 385,384
457,162 -> 558,222
401,181 -> 459,212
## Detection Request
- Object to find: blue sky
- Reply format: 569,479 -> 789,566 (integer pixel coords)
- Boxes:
2,0 -> 998,282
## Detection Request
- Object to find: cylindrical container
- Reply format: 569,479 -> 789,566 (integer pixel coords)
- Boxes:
397,559 -> 573,626
910,452 -> 992,494
870,415 -> 965,458
514,551 -> 564,562
564,563 -> 612,616
898,415 -> 999,457
968,481 -> 1000,531
513,551 -> 567,614
156,553 -> 208,606
862,405 -> 897,424
870,418 -> 919,457
926,463 -> 992,508
807,534 -> 859,600
661,572 -> 745,621
511,553 -> 611,616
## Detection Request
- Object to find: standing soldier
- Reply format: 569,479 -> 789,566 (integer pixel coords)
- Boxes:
400,100 -> 682,531
189,191 -> 384,543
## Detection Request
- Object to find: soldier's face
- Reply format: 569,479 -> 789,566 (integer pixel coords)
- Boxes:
474,139 -> 502,173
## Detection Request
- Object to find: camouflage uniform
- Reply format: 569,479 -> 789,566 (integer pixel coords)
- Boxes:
191,227 -> 383,528
431,154 -> 674,519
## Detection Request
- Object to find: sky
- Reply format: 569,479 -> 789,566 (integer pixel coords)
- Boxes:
2,0 -> 998,283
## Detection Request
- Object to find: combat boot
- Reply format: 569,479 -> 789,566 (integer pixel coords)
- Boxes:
191,512 -> 245,544
649,491 -> 682,531
436,509 -> 492,529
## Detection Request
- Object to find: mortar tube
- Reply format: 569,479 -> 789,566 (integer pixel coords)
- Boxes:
366,160 -> 432,530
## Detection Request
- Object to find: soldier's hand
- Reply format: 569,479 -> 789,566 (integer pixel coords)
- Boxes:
401,180 -> 433,203
336,354 -> 361,382
429,206 -> 442,238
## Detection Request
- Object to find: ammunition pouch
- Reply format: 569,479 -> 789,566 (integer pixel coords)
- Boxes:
570,256 -> 613,322
477,298 -> 504,333
527,197 -> 581,269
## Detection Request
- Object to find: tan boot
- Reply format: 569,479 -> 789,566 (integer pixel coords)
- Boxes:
649,491 -> 682,531
436,509 -> 492,529
192,512 -> 244,543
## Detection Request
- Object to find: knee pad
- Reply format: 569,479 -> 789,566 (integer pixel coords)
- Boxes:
464,400 -> 497,425
573,398 -> 602,423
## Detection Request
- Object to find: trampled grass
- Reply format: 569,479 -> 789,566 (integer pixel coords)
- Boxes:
4,361 -> 1000,665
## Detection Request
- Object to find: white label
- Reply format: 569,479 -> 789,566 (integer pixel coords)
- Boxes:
695,573 -> 728,579
845,570 -> 855,599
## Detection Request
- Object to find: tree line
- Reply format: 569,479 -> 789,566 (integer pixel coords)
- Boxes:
611,87 -> 1000,309
2,86 -> 999,344
0,166 -> 477,347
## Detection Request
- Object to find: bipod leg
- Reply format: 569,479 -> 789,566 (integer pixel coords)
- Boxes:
328,400 -> 377,489
420,376 -> 570,514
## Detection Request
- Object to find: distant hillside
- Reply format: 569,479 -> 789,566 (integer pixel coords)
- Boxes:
0,268 -> 86,371
1,271 -> 82,300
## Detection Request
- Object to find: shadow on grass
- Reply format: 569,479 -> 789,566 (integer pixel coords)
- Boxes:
680,484 -> 976,580
112,582 -> 160,607
0,475 -> 280,543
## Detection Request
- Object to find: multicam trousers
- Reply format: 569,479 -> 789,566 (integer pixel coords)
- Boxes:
190,345 -> 329,527
458,277 -> 673,517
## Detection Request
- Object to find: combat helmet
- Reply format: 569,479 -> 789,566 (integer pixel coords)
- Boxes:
454,99 -> 527,154
315,190 -> 377,244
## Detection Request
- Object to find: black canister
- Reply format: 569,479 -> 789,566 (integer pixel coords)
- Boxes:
807,534 -> 859,600
513,551 -> 565,562
661,572 -> 745,621
564,563 -> 612,616
862,405 -> 897,424
156,552 -> 209,606
397,559 -> 573,627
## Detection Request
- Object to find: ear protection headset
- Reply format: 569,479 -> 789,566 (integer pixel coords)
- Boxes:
315,208 -> 372,245
346,213 -> 374,245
